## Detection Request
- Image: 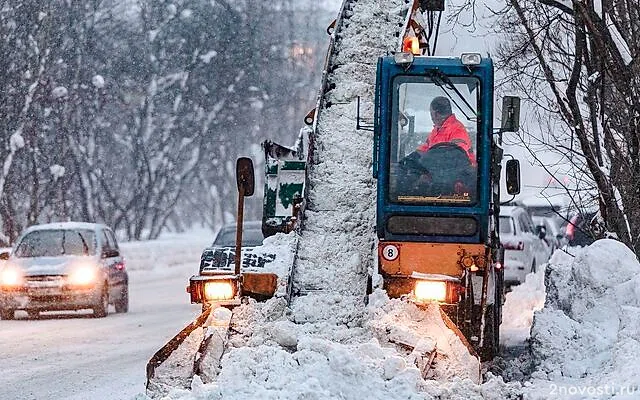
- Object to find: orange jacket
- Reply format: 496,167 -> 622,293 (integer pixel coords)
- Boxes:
417,114 -> 476,165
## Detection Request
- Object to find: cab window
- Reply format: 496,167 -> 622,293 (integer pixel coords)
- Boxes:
388,75 -> 480,206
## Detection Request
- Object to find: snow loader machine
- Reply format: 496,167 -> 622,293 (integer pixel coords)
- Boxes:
368,1 -> 522,360
145,0 -> 521,394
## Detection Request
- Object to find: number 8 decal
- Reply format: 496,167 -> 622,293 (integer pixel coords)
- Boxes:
382,244 -> 399,261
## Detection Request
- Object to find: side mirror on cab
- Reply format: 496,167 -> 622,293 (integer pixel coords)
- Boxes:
236,157 -> 255,197
505,159 -> 521,195
501,96 -> 521,132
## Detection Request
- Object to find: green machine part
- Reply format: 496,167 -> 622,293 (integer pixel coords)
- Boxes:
262,140 -> 306,237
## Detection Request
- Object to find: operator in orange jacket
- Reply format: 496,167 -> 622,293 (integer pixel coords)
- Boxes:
417,96 -> 476,165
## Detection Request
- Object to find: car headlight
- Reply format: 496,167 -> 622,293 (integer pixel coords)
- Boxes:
0,266 -> 23,287
68,265 -> 98,286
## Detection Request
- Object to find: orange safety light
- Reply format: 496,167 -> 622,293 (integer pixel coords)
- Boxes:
402,37 -> 420,55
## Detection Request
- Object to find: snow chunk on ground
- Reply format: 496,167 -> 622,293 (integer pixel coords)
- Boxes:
10,132 -> 25,151
200,50 -> 217,64
49,164 -> 65,180
52,86 -> 68,99
525,239 -> 640,397
91,74 -> 105,88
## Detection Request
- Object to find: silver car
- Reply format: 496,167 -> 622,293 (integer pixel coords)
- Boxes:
532,215 -> 567,254
0,222 -> 128,319
500,206 -> 551,286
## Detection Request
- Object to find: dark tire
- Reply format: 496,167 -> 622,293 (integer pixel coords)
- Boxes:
93,284 -> 109,318
114,285 -> 129,313
0,308 -> 14,320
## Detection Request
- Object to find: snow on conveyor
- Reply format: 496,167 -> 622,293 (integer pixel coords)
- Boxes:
289,0 -> 405,323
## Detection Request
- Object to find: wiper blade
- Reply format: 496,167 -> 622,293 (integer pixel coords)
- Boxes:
427,70 -> 478,121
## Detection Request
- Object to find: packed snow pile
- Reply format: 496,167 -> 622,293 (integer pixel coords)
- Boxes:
156,291 -> 523,400
524,239 -> 640,398
500,258 -> 547,347
367,290 -> 480,382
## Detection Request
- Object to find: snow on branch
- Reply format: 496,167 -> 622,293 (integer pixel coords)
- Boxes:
605,15 -> 633,66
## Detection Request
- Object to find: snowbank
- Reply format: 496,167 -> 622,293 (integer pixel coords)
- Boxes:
120,229 -> 212,272
500,255 -> 549,347
525,239 -> 640,399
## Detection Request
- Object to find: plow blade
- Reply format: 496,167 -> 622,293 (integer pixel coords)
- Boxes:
146,307 -> 234,397
146,307 -> 233,398
193,307 -> 234,383
146,307 -> 212,394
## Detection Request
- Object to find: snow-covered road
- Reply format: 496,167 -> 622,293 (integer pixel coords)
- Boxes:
4,227 -> 640,400
0,232 -> 210,400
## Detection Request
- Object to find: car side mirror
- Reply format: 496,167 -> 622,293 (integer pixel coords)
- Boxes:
0,250 -> 10,260
536,226 -> 547,239
501,96 -> 521,132
505,159 -> 521,195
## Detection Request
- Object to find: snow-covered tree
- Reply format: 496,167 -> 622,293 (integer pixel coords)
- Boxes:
491,0 -> 640,251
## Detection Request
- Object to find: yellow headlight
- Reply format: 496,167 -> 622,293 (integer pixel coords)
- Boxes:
68,266 -> 97,286
414,280 -> 447,303
204,281 -> 234,301
0,267 -> 23,287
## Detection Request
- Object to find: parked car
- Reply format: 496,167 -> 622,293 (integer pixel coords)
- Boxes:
500,206 -> 551,286
565,211 -> 601,247
0,222 -> 128,320
511,196 -> 571,232
532,216 -> 567,254
198,221 -> 270,273
212,221 -> 264,248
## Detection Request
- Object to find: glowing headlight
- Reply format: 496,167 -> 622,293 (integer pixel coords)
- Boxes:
68,266 -> 98,286
0,267 -> 23,287
414,280 -> 447,303
204,281 -> 235,301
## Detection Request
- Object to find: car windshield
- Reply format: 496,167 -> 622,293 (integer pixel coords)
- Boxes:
14,229 -> 97,257
213,227 -> 264,247
499,216 -> 514,234
388,75 -> 480,206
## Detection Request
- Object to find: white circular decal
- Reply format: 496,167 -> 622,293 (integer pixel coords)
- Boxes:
382,245 -> 399,261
